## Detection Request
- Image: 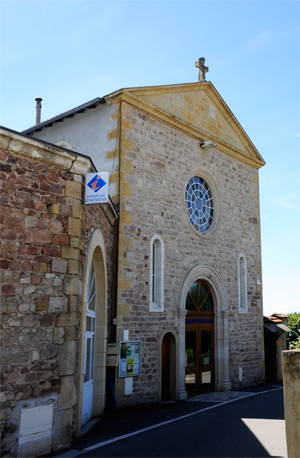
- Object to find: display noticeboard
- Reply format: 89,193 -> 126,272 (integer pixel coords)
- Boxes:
118,341 -> 141,378
85,172 -> 109,205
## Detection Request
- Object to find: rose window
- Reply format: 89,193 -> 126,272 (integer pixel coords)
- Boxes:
185,177 -> 214,233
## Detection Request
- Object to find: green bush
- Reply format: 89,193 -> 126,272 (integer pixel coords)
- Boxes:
289,336 -> 300,350
287,312 -> 300,349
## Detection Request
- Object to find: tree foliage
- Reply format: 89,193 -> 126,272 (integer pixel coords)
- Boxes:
289,336 -> 300,350
287,312 -> 300,349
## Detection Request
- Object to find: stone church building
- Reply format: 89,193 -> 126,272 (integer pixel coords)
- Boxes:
0,61 -> 265,456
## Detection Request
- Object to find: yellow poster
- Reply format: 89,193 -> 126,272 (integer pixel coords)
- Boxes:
126,359 -> 134,375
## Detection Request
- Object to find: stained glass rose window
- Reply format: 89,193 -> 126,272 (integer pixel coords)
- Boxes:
185,177 -> 214,233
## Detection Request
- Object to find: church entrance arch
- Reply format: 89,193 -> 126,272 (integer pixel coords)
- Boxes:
185,280 -> 215,395
178,264 -> 231,399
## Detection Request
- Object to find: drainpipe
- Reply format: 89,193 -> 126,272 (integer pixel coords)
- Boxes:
35,98 -> 42,125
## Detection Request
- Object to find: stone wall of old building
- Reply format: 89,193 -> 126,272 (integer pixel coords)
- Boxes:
114,101 -> 264,405
0,129 -> 116,457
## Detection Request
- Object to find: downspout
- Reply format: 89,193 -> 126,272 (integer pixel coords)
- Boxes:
115,98 -> 122,337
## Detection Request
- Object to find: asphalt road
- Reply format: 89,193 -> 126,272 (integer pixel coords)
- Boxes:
55,387 -> 286,458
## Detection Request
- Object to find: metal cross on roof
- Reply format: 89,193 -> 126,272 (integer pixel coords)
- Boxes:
195,57 -> 209,82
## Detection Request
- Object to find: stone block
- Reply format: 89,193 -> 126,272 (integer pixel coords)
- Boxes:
23,314 -> 39,328
64,327 -> 77,341
2,284 -> 14,295
65,181 -> 82,199
43,245 -> 61,257
56,312 -> 77,327
67,260 -> 82,275
29,230 -> 51,244
72,199 -> 83,219
68,295 -> 78,312
53,276 -> 63,286
53,327 -> 65,342
2,241 -> 18,254
40,314 -> 54,327
48,220 -> 63,234
35,300 -> 48,312
63,275 -> 81,296
39,343 -> 59,359
58,341 -> 77,375
18,437 -> 51,458
31,273 -> 41,285
51,258 -> 67,273
53,408 -> 73,451
52,234 -> 69,246
120,211 -> 132,224
70,237 -> 82,249
61,247 -> 80,260
68,217 -> 81,237
24,215 -> 36,228
59,204 -> 72,216
58,376 -> 77,410
49,296 -> 68,312
48,204 -> 60,214
27,246 -> 42,255
73,174 -> 82,183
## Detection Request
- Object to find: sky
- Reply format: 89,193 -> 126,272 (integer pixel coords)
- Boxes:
0,0 -> 299,316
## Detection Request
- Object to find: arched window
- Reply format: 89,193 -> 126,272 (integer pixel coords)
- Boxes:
149,234 -> 164,312
238,254 -> 247,314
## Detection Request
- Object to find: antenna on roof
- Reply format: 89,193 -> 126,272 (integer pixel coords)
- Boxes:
35,98 -> 42,125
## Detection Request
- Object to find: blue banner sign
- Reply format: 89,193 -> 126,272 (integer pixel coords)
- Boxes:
185,318 -> 213,324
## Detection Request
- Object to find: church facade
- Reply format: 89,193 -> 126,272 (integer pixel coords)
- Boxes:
0,67 -> 265,455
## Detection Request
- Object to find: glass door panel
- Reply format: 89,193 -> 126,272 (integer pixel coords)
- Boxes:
85,337 -> 91,382
185,331 -> 197,391
201,330 -> 212,365
201,330 -> 213,391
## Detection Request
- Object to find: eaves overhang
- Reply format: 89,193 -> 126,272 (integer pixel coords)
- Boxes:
264,322 -> 291,333
22,97 -> 105,136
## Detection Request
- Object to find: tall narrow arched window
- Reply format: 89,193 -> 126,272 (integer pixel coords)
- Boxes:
238,254 -> 247,314
149,234 -> 164,312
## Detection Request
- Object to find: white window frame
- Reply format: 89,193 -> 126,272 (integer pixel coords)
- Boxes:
238,253 -> 247,314
149,234 -> 164,312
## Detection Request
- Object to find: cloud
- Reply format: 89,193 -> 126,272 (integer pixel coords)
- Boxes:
271,195 -> 298,209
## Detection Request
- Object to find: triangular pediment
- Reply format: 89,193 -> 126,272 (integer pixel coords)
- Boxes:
107,82 -> 265,168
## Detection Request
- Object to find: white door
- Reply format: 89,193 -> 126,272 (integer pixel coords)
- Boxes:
82,262 -> 96,426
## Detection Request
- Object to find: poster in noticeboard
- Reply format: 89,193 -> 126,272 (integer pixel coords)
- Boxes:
118,341 -> 141,378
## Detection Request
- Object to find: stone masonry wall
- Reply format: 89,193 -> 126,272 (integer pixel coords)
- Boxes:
0,144 -> 115,456
116,102 -> 264,405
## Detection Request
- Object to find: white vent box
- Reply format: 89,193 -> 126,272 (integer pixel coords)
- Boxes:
19,405 -> 53,444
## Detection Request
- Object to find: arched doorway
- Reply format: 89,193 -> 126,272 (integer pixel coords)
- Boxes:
159,330 -> 178,402
185,280 -> 215,395
179,263 -> 231,398
76,229 -> 108,437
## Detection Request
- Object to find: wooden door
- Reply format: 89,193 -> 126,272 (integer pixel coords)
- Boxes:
161,334 -> 171,401
185,326 -> 214,395
185,280 -> 215,395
